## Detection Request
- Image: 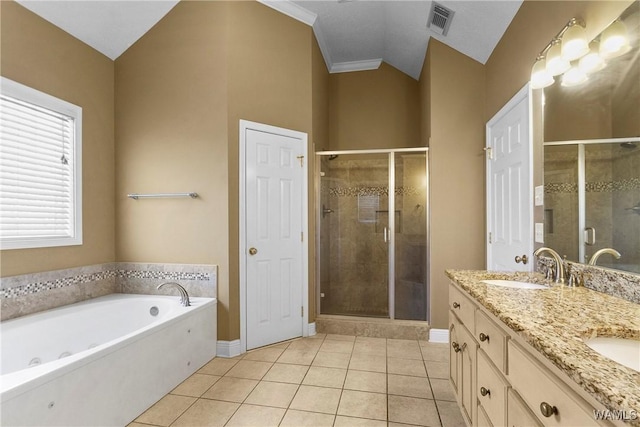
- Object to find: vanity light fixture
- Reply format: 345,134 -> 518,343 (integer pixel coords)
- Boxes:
530,55 -> 554,89
600,19 -> 631,59
530,16 -> 605,90
561,18 -> 590,61
546,39 -> 571,76
579,40 -> 606,74
561,65 -> 588,87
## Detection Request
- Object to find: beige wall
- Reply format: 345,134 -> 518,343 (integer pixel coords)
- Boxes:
425,40 -> 486,329
328,63 -> 421,150
226,2 -> 315,340
114,1 -> 230,333
115,1 -> 315,342
0,1 -> 115,277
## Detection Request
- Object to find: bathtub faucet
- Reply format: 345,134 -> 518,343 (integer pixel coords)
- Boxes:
157,282 -> 191,307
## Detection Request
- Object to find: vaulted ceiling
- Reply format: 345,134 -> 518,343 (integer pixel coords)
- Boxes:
15,0 -> 522,80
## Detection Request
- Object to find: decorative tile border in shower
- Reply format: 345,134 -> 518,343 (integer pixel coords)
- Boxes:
545,177 -> 640,194
326,186 -> 421,197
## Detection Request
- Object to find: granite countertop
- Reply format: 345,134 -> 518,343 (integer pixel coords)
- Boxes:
446,269 -> 640,425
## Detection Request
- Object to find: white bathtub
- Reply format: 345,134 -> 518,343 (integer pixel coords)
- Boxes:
1,293 -> 217,426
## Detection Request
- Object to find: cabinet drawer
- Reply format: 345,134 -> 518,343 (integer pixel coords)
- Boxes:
477,349 -> 508,427
449,284 -> 475,331
508,341 -> 600,427
507,388 -> 543,427
476,310 -> 508,373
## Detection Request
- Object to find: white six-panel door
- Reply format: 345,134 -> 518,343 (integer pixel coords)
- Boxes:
486,85 -> 533,272
242,122 -> 307,350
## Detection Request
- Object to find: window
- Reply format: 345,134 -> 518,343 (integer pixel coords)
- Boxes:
0,77 -> 82,249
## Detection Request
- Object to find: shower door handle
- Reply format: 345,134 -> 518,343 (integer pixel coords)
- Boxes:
383,227 -> 390,243
585,227 -> 596,246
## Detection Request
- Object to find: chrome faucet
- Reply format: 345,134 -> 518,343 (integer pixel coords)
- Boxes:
533,247 -> 565,284
588,248 -> 621,266
157,282 -> 190,307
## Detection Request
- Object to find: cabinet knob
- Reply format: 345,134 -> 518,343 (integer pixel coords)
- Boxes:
539,402 -> 558,417
479,332 -> 489,342
480,387 -> 491,397
249,247 -> 258,255
452,302 -> 460,309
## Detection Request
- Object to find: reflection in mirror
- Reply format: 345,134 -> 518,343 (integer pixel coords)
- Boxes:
544,143 -> 640,273
544,2 -> 639,142
543,2 -> 640,275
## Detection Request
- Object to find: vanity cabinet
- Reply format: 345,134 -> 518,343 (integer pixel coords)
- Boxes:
448,281 -> 610,427
449,309 -> 478,425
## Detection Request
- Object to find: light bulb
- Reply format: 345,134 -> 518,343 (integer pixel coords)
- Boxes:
546,39 -> 571,76
561,65 -> 588,87
530,56 -> 554,89
600,20 -> 631,59
579,41 -> 606,74
561,20 -> 589,61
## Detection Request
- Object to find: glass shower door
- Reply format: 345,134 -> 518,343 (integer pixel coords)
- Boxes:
393,153 -> 428,320
319,153 -> 390,317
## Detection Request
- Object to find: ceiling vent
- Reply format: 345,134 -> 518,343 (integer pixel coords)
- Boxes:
427,2 -> 455,36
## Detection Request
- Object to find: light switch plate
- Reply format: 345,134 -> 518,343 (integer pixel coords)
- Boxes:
535,222 -> 544,243
534,185 -> 544,206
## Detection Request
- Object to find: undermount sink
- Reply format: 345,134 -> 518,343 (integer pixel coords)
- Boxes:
481,279 -> 549,290
584,337 -> 640,372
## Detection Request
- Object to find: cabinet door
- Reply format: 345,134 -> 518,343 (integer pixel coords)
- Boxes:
459,323 -> 478,426
449,312 -> 460,395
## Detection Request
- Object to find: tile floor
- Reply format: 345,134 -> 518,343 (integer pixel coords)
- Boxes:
130,334 -> 464,427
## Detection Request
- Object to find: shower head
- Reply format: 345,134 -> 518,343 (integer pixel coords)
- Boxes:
620,142 -> 637,149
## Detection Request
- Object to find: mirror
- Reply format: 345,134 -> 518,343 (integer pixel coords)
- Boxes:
543,2 -> 640,275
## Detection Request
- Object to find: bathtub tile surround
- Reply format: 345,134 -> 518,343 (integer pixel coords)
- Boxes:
118,262 -> 217,299
447,269 -> 640,422
0,263 -> 118,320
131,335 -> 464,427
0,262 -> 217,320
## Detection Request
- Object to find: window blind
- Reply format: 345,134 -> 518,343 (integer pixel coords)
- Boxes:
0,79 -> 81,249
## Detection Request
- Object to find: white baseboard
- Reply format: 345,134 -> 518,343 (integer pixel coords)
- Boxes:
308,322 -> 316,336
429,328 -> 449,343
216,340 -> 242,358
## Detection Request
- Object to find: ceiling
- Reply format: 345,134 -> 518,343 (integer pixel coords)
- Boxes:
15,0 -> 523,80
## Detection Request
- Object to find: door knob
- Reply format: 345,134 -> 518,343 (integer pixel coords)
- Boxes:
515,255 -> 528,264
249,247 -> 258,255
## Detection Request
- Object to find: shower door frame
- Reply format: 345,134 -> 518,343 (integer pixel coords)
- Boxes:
315,147 -> 430,321
544,136 -> 640,263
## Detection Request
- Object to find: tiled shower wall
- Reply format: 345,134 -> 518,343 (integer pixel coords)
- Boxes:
0,263 -> 217,321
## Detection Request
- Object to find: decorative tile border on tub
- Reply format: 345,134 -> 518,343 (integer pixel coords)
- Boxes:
0,264 -> 119,321
0,263 -> 117,299
117,262 -> 217,299
1,262 -> 218,321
